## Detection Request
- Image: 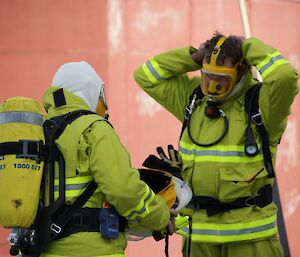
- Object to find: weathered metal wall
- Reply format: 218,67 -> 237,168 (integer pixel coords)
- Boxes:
0,1 -> 299,256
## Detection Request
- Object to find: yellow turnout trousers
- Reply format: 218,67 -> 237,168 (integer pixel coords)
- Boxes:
182,236 -> 283,257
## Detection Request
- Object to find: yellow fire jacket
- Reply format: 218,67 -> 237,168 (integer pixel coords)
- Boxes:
134,38 -> 299,243
40,87 -> 170,257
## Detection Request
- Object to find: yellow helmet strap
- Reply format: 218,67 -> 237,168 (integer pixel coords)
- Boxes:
209,36 -> 244,73
209,37 -> 226,66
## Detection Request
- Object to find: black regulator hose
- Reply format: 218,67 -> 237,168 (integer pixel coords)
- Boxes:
186,108 -> 229,147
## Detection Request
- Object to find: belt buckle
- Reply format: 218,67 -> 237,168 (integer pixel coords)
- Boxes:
245,194 -> 259,207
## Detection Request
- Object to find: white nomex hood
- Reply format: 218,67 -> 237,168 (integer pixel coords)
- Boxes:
51,61 -> 103,111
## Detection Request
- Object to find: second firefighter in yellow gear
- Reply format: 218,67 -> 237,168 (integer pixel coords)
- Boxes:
40,61 -> 172,257
134,33 -> 299,257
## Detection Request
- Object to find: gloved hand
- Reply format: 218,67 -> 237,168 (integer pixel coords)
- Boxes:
142,145 -> 182,179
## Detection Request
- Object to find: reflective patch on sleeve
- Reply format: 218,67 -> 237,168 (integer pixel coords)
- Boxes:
142,57 -> 172,84
257,51 -> 289,79
142,62 -> 158,84
122,186 -> 156,219
54,175 -> 100,199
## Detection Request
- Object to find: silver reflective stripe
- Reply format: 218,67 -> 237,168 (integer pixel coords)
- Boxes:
0,112 -> 43,126
181,221 -> 277,236
179,146 -> 263,157
54,182 -> 89,192
127,190 -> 153,219
146,60 -> 164,81
259,55 -> 284,74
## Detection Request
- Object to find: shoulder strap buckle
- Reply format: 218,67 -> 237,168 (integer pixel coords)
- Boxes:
251,111 -> 262,126
50,223 -> 62,234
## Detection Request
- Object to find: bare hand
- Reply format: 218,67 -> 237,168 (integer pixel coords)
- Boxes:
167,208 -> 177,235
191,43 -> 206,66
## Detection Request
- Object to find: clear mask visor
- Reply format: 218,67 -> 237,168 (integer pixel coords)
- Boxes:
99,83 -> 108,110
201,70 -> 235,100
96,82 -> 108,117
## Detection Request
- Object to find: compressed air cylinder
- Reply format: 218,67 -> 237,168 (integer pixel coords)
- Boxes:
0,97 -> 44,228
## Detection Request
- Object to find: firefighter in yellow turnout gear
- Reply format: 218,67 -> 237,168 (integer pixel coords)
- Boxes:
134,33 -> 299,257
40,61 -> 172,257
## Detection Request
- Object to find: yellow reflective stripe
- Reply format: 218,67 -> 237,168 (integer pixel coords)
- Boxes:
256,51 -> 281,70
181,152 -> 264,163
54,175 -> 93,185
176,215 -> 277,243
180,141 -> 276,152
179,141 -> 276,163
193,214 -> 276,229
256,51 -> 289,79
142,63 -> 157,84
54,175 -> 100,199
178,227 -> 277,243
180,141 -> 245,151
54,189 -> 94,199
261,59 -> 288,79
148,57 -> 172,79
142,57 -> 172,84
122,186 -> 155,219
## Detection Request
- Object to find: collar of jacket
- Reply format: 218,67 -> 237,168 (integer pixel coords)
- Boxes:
42,86 -> 91,119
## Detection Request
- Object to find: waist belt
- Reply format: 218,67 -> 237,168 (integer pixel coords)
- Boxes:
60,208 -> 127,239
186,184 -> 273,216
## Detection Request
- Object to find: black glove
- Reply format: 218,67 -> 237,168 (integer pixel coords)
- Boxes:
142,145 -> 182,179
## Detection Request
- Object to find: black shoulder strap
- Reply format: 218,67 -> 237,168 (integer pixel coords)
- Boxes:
180,86 -> 204,139
42,110 -> 97,205
245,83 -> 275,178
246,85 -> 291,257
43,110 -> 97,146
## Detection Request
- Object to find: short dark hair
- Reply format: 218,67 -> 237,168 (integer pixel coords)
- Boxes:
204,31 -> 243,66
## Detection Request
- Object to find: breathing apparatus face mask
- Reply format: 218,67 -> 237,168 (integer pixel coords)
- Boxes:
96,82 -> 108,117
201,37 -> 243,102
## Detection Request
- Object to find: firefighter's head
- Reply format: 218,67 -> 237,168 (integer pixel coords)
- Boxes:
200,32 -> 249,101
52,61 -> 108,117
